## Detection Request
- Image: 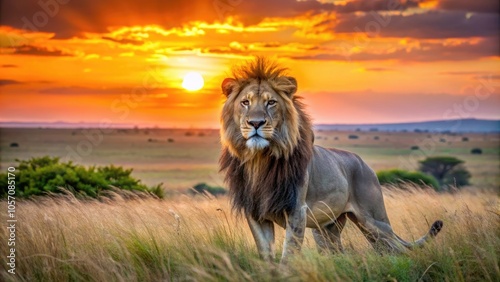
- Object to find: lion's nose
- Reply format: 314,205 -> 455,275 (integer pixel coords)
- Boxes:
247,119 -> 266,129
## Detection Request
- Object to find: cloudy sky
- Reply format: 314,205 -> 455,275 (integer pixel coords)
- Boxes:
0,0 -> 499,128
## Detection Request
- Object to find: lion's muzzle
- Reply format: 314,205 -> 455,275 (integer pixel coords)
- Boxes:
244,128 -> 270,150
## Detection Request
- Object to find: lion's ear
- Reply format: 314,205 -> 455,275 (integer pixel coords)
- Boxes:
222,78 -> 237,97
283,76 -> 297,97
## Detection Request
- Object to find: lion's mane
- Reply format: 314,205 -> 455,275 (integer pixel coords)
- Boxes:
219,57 -> 314,222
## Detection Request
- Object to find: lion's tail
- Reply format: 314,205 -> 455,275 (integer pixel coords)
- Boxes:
396,220 -> 443,249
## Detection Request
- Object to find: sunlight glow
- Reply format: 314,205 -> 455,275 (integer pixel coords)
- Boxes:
182,72 -> 204,91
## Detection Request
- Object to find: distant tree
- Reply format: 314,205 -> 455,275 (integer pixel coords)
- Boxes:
462,137 -> 469,142
348,135 -> 359,139
444,167 -> 471,188
10,143 -> 19,147
470,148 -> 482,155
419,156 -> 471,189
410,146 -> 419,150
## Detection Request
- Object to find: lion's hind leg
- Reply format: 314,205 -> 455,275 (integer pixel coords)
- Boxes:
312,213 -> 347,254
348,213 -> 408,253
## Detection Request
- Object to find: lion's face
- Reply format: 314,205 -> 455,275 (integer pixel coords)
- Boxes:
221,76 -> 300,159
234,81 -> 285,150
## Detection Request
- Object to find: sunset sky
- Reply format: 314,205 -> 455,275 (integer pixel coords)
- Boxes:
1,0 -> 499,128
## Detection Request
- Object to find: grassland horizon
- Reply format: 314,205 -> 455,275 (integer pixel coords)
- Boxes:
1,128 -> 498,191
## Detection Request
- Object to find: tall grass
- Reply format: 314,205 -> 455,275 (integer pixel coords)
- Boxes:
1,188 -> 498,281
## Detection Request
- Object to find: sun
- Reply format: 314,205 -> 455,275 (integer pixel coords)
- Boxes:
182,71 -> 204,91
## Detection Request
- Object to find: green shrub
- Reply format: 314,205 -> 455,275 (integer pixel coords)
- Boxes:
190,183 -> 226,196
0,156 -> 163,198
348,135 -> 359,139
377,169 -> 440,190
470,148 -> 482,154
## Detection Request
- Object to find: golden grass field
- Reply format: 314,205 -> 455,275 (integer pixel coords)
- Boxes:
0,189 -> 498,281
0,128 -> 499,281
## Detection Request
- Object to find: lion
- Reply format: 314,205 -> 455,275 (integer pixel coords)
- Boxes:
219,57 -> 443,263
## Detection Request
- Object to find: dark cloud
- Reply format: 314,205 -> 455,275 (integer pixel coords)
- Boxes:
437,0 -> 499,13
0,79 -> 22,86
0,0 -> 434,38
333,11 -> 499,38
334,0 -> 419,13
10,44 -> 72,56
0,0 -> 217,38
202,47 -> 246,55
232,0 -> 424,24
101,36 -> 144,45
260,42 -> 283,48
1,64 -> 17,68
292,37 -> 499,62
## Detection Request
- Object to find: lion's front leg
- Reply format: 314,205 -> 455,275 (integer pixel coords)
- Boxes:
280,204 -> 307,264
247,217 -> 275,262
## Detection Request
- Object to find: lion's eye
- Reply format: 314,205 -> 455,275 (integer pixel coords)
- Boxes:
241,100 -> 250,106
267,100 -> 277,106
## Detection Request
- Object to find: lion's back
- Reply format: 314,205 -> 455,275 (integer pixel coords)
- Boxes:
307,145 -> 380,202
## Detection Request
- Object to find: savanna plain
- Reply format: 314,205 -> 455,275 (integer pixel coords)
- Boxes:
0,128 -> 499,281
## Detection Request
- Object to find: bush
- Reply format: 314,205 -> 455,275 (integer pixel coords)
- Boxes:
462,137 -> 469,142
410,146 -> 419,150
190,183 -> 226,196
377,169 -> 440,190
470,148 -> 482,154
0,156 -> 163,198
419,156 -> 471,189
348,135 -> 359,139
10,142 -> 19,147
